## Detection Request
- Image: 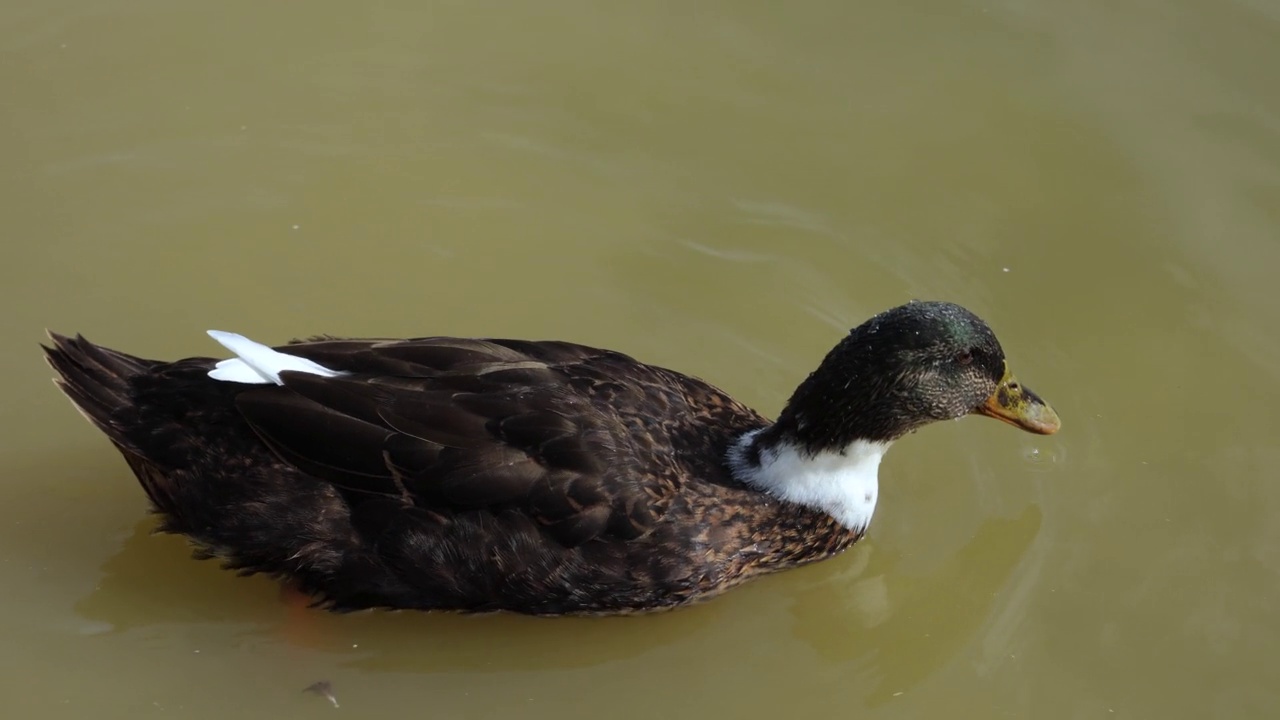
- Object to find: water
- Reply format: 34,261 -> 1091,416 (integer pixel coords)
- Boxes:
3,1 -> 1279,717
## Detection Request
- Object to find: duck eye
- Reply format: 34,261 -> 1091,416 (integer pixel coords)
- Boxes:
956,349 -> 974,365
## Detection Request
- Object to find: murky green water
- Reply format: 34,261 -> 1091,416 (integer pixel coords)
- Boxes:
4,1 -> 1279,717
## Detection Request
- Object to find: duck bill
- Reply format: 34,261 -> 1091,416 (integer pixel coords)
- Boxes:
973,365 -> 1061,435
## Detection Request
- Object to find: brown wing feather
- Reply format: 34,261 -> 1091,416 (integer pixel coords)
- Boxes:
233,337 -> 662,549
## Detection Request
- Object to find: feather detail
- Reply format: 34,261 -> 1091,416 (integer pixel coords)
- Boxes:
206,330 -> 345,384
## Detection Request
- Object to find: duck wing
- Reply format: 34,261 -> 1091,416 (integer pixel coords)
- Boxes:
234,337 -> 690,549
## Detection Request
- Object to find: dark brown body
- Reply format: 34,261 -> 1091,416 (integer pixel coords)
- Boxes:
46,334 -> 860,615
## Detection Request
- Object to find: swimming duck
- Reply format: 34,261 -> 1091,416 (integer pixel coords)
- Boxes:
45,301 -> 1058,616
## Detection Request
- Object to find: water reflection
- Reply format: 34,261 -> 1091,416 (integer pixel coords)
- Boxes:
786,506 -> 1042,705
77,517 -> 718,672
76,500 -> 1040,691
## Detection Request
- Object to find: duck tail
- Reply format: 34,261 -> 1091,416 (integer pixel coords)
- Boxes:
43,332 -> 189,513
43,332 -> 154,447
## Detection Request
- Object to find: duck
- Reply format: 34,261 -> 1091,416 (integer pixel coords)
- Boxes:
44,300 -> 1059,616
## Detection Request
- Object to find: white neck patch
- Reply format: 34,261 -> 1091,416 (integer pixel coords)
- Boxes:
729,429 -> 890,533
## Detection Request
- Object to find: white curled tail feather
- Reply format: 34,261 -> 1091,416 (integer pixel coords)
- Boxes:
205,330 -> 344,385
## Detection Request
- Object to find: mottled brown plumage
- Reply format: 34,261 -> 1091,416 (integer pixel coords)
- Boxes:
43,301 -> 1060,615
45,333 -> 859,614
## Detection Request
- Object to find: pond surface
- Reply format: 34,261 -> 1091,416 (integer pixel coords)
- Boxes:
3,1 -> 1279,717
